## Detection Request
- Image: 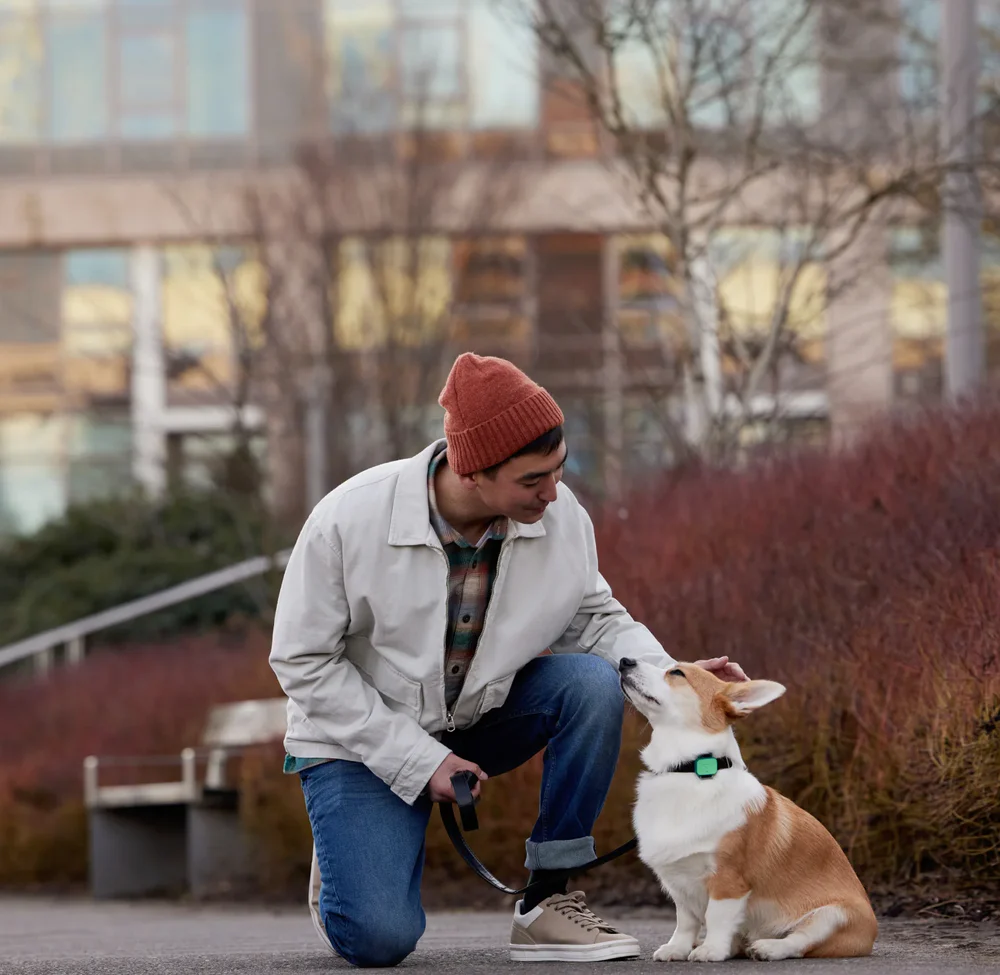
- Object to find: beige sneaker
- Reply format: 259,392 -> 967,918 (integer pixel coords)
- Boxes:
510,890 -> 641,962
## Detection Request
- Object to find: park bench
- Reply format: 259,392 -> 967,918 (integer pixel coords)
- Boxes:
83,697 -> 287,899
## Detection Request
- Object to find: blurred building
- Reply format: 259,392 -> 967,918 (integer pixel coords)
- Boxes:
0,0 -> 995,534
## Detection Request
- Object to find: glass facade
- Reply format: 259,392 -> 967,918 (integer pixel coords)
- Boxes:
160,244 -> 264,404
0,0 -> 251,148
0,248 -> 133,535
888,226 -> 1000,401
186,3 -> 249,137
0,412 -> 67,535
62,248 -> 132,403
888,225 -> 944,398
323,0 -> 539,136
452,236 -> 530,346
5,5 -> 998,530
163,245 -> 241,401
898,0 -> 939,112
47,1 -> 108,142
617,234 -> 685,349
709,227 -> 827,375
0,243 -> 266,536
336,236 -> 453,350
900,0 -> 1000,113
0,3 -> 43,143
613,0 -> 821,131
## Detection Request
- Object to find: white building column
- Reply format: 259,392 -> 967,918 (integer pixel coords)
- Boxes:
130,245 -> 167,496
826,221 -> 894,442
942,0 -> 985,399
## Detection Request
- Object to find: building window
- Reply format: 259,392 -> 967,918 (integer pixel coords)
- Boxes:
0,250 -> 62,415
557,395 -> 604,496
888,226 -> 944,400
752,1 -> 821,128
161,244 -> 261,404
0,0 -> 251,146
883,226 -> 1000,401
709,226 -> 827,383
0,4 -> 43,142
186,3 -> 249,136
400,4 -> 464,129
898,0 -> 939,113
623,394 -> 680,480
617,234 -> 685,349
118,1 -> 177,139
325,0 -> 395,134
900,0 -> 1000,115
0,248 -> 134,536
0,410 -> 132,536
62,248 -> 133,404
612,0 -> 820,131
47,0 -> 109,142
65,412 -> 132,506
468,0 -> 538,130
0,413 -> 68,536
324,0 -> 538,136
452,237 -> 530,346
336,236 -> 453,350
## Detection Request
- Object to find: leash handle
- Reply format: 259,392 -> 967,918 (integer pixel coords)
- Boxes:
450,771 -> 480,832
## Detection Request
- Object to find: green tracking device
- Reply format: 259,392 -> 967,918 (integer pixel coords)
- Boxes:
694,756 -> 719,778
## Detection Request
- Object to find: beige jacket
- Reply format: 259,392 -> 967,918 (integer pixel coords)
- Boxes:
269,440 -> 673,804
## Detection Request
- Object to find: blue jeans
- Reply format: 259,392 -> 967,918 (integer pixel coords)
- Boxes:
300,653 -> 624,967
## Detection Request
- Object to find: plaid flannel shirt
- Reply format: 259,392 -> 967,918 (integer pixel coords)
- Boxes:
427,444 -> 506,710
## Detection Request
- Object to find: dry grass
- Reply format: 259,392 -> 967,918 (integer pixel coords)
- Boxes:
2,402 -> 999,906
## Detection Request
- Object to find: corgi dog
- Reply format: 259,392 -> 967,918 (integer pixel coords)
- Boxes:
618,657 -> 878,963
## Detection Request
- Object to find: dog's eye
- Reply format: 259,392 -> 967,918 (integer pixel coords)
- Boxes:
668,668 -> 686,679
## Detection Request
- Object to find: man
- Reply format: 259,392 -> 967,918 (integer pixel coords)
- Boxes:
269,353 -> 746,967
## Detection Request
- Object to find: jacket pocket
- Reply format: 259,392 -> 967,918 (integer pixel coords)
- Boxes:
352,653 -> 423,717
473,672 -> 517,722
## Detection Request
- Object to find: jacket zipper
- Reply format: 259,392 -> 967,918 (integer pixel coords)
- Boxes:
433,544 -> 457,733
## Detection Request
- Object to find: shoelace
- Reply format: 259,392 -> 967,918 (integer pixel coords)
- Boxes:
549,891 -> 621,933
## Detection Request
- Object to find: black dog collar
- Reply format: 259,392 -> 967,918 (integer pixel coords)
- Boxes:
666,755 -> 735,779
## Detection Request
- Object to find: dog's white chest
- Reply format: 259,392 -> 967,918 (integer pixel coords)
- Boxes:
632,770 -> 765,871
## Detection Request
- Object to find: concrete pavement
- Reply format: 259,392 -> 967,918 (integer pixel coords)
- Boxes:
1,897 -> 999,973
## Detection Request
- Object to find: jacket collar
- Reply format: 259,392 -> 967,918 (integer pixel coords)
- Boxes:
387,440 -> 546,547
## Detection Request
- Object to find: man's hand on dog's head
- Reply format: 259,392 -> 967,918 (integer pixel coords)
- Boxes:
693,655 -> 750,682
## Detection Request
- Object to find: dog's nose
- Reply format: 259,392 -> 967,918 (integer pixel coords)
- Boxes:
619,658 -> 637,673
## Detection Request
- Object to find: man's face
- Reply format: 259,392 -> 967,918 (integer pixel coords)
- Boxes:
470,442 -> 568,524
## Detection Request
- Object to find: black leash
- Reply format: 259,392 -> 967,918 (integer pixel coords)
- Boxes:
439,771 -> 638,896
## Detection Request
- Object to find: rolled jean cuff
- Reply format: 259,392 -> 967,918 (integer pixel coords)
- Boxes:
524,836 -> 597,871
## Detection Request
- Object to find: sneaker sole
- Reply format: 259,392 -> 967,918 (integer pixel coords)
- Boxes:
509,941 -> 641,962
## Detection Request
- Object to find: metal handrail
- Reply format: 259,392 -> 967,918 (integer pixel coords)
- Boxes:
0,548 -> 292,676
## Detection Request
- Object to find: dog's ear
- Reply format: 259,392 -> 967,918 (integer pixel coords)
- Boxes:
719,679 -> 786,718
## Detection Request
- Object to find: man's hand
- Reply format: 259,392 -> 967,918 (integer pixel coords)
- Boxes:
693,655 -> 750,682
427,753 -> 488,803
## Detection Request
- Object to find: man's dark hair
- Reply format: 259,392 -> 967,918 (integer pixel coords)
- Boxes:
482,425 -> 564,479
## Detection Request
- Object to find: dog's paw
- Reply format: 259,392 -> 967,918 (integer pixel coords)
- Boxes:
747,938 -> 799,961
688,943 -> 731,963
653,942 -> 693,962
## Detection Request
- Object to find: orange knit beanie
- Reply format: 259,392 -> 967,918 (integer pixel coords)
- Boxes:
438,353 -> 565,475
